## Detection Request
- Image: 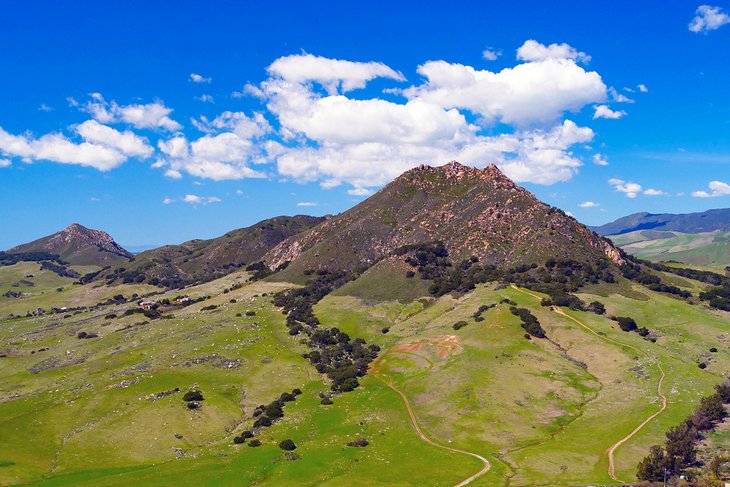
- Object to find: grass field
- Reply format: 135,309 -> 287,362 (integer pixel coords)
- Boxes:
611,230 -> 730,269
0,264 -> 728,486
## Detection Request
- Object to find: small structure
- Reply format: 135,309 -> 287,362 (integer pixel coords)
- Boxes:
173,296 -> 192,305
139,301 -> 158,311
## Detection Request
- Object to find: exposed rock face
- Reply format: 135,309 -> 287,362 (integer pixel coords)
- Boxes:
8,223 -> 133,266
266,161 -> 624,273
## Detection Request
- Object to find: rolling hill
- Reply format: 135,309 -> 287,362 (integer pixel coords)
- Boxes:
7,223 -> 133,267
101,215 -> 325,287
609,229 -> 730,269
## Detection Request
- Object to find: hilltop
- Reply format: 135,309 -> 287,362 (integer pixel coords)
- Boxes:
7,223 -> 133,267
265,161 -> 622,276
102,215 -> 325,287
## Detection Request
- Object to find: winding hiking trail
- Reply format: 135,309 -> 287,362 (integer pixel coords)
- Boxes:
510,285 -> 667,484
370,353 -> 491,487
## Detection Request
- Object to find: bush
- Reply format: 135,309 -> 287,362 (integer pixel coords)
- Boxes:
452,321 -> 468,330
279,439 -> 297,451
186,402 -> 200,410
248,439 -> 261,447
381,327 -> 390,334
245,311 -> 256,316
616,316 -> 638,332
699,362 -> 707,369
233,436 -> 246,444
320,397 -> 333,405
183,390 -> 204,402
346,437 -> 369,447
710,347 -> 718,353
405,271 -> 415,278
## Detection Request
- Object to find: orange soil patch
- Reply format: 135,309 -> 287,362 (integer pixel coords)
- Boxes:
393,334 -> 462,359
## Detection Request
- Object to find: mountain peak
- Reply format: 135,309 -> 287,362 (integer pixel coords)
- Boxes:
265,160 -> 623,274
9,224 -> 133,266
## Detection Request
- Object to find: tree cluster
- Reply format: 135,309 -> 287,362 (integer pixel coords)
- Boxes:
509,306 -> 547,338
637,380 -> 730,482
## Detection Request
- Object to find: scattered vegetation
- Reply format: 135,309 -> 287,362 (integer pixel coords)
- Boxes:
509,307 -> 546,338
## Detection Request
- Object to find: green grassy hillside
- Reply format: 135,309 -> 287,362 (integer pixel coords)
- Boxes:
610,230 -> 730,269
1,261 -> 727,486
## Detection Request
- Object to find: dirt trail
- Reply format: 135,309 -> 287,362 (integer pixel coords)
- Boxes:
510,285 -> 667,483
371,354 -> 491,487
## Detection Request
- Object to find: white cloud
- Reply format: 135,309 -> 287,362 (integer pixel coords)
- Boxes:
163,197 -> 174,204
482,48 -> 502,61
689,5 -> 730,33
195,94 -> 214,103
182,194 -> 221,204
516,39 -> 591,64
643,188 -> 668,196
579,201 -> 598,208
404,55 -> 606,126
348,187 -> 373,196
637,84 -> 649,93
155,111 -> 271,180
90,197 -> 101,202
267,53 -> 405,94
190,73 -> 212,83
692,180 -> 730,197
592,153 -> 609,166
0,126 -> 129,170
609,87 -> 634,103
593,105 -> 626,119
609,178 -> 642,198
38,104 -> 53,112
75,120 -> 153,158
297,201 -> 319,207
83,94 -> 181,131
0,158 -> 10,168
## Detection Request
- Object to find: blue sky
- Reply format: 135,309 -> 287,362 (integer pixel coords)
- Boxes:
1,1 -> 730,250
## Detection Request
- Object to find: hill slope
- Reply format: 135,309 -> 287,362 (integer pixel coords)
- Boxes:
265,161 -> 622,275
592,208 -> 730,235
610,229 -> 730,269
105,215 -> 325,287
7,223 -> 132,267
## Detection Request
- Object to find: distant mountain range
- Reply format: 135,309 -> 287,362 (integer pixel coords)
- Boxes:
7,223 -> 133,267
591,208 -> 730,236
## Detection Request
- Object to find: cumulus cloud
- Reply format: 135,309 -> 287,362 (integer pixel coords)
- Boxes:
0,158 -> 10,168
75,120 -> 153,158
83,93 -> 181,131
637,84 -> 649,93
609,87 -> 634,103
689,5 -> 730,33
692,180 -> 730,197
267,53 -> 405,94
593,105 -> 626,119
643,188 -> 668,196
579,201 -> 598,208
0,123 -> 144,171
190,73 -> 212,83
482,48 -> 502,61
516,39 -> 591,64
592,153 -> 609,166
195,94 -> 214,103
609,178 -> 642,198
155,111 -> 271,180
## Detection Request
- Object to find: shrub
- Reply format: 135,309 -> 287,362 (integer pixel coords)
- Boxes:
452,321 -> 468,330
405,271 -> 415,278
321,397 -> 333,405
183,390 -> 204,402
616,316 -> 638,332
248,439 -> 261,447
245,311 -> 256,316
186,402 -> 200,410
381,327 -> 390,334
699,362 -> 707,369
233,436 -> 246,444
292,388 -> 302,396
346,437 -> 369,447
710,347 -> 718,353
279,439 -> 297,451
240,430 -> 254,439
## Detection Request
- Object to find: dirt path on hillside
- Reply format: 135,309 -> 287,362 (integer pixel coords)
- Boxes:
509,284 -> 667,484
370,353 -> 491,487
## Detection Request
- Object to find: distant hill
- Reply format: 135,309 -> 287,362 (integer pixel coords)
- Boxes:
8,223 -> 133,267
102,215 -> 325,287
591,208 -> 730,236
609,229 -> 730,269
265,161 -> 623,276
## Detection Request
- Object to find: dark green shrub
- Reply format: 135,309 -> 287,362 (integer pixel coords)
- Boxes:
183,390 -> 204,402
279,439 -> 296,451
248,439 -> 261,447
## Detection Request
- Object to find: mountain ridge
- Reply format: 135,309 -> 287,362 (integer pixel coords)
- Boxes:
592,208 -> 730,236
